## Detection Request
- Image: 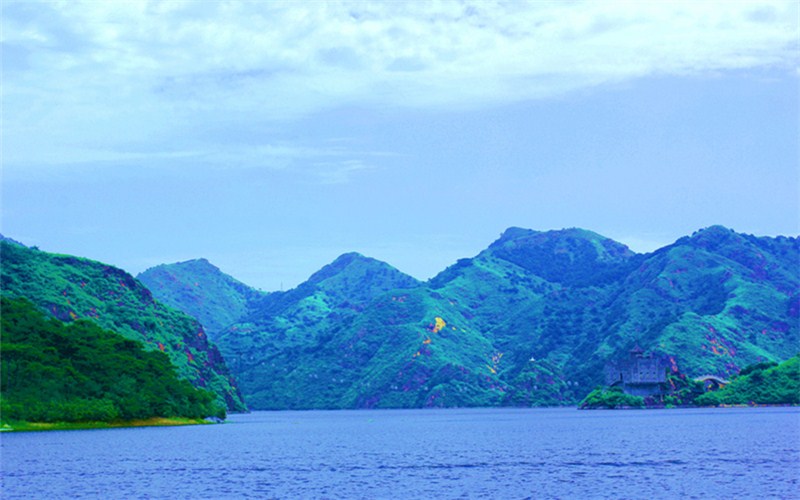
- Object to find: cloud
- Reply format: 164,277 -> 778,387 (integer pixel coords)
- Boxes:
0,139 -> 389,186
2,0 -> 797,171
312,159 -> 376,185
5,1 -> 797,104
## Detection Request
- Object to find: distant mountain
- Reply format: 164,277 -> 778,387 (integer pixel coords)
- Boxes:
480,227 -> 637,286
138,258 -> 266,340
214,252 -> 421,409
250,252 -> 421,316
0,242 -> 247,412
144,226 -> 800,410
593,226 -> 799,377
423,225 -> 798,405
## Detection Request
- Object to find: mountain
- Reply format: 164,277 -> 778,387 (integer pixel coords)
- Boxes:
137,258 -> 266,340
479,227 -> 637,286
216,252 -> 422,409
422,225 -> 798,405
1,296 -> 226,423
0,233 -> 26,247
143,226 -> 800,410
590,226 -> 799,376
0,241 -> 247,412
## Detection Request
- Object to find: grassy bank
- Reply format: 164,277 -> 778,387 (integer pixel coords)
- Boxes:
0,417 -> 215,432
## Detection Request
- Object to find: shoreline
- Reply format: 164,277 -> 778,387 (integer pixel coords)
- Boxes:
579,403 -> 800,410
1,417 -> 216,432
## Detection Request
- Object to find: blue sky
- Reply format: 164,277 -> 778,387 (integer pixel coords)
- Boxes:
2,1 -> 798,290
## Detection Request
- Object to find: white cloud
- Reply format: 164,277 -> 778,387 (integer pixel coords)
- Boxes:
2,0 -> 797,170
5,1 -> 797,102
312,159 -> 376,185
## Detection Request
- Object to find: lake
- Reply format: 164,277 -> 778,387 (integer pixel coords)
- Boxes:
2,407 -> 798,499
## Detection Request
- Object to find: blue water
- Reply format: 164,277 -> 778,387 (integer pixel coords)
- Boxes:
1,407 -> 798,499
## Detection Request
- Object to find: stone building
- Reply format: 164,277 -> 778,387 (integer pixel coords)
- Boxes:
605,346 -> 668,397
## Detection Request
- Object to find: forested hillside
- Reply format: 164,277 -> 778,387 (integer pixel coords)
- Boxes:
141,226 -> 800,410
138,258 -> 267,340
695,355 -> 800,406
0,241 -> 246,412
1,297 -> 226,422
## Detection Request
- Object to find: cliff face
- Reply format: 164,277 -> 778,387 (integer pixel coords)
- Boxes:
0,242 -> 247,412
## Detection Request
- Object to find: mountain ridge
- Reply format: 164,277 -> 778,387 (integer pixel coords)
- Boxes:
13,225 -> 794,411
140,225 -> 798,410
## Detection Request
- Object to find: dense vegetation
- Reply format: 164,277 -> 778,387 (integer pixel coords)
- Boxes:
0,241 -> 246,412
695,355 -> 799,406
138,226 -> 800,410
578,387 -> 645,409
1,297 -> 225,423
138,258 -> 267,340
661,373 -> 705,407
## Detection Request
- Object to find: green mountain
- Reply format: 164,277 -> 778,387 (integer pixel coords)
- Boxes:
1,296 -> 226,423
218,252 -> 422,409
0,241 -> 247,412
594,226 -> 799,377
137,258 -> 266,340
144,226 -> 800,410
0,234 -> 26,247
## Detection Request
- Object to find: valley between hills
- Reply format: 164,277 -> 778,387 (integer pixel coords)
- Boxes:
1,225 -> 798,422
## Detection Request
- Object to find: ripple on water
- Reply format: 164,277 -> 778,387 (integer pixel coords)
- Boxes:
1,407 -> 798,499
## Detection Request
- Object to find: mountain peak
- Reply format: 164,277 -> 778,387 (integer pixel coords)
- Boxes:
700,224 -> 732,232
491,227 -> 633,258
0,234 -> 27,248
495,227 -> 628,247
331,252 -> 369,266
306,252 -> 415,287
140,257 -> 219,276
486,227 -> 635,285
691,225 -> 734,238
178,257 -> 217,269
497,227 -> 540,242
685,225 -> 741,251
137,258 -> 264,338
307,252 -> 371,283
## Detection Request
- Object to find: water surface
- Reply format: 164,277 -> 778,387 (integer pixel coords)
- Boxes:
2,407 -> 798,498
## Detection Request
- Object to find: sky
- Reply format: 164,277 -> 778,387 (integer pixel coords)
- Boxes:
2,0 -> 798,291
